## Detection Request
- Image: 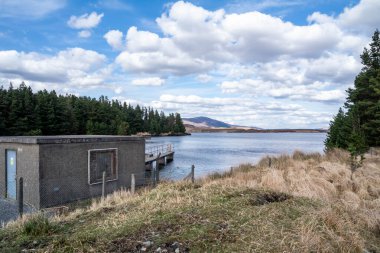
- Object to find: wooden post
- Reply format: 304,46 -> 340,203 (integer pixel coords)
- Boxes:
18,177 -> 23,218
154,153 -> 161,187
131,174 -> 135,195
268,157 -> 272,168
156,164 -> 160,183
102,171 -> 106,199
230,167 -> 233,174
153,166 -> 157,187
191,165 -> 195,184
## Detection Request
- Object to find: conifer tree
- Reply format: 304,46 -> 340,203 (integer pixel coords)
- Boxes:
326,29 -> 379,156
346,29 -> 380,147
0,83 -> 187,136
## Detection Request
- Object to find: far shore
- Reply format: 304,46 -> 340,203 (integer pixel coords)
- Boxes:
185,127 -> 327,134
137,128 -> 327,138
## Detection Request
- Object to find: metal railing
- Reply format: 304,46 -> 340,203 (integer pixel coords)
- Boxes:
145,144 -> 174,157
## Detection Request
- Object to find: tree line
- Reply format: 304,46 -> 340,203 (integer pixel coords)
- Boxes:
0,84 -> 186,136
325,29 -> 380,161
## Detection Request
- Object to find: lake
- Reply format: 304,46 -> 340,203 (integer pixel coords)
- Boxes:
146,132 -> 327,180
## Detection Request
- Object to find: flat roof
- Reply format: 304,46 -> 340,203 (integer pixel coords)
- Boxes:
0,135 -> 144,144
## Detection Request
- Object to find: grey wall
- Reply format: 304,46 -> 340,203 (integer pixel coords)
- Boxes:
39,140 -> 145,208
0,144 -> 40,207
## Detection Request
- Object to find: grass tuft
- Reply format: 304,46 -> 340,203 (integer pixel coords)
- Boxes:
22,214 -> 56,237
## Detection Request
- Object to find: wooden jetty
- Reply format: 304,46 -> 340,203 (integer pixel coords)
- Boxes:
145,144 -> 174,170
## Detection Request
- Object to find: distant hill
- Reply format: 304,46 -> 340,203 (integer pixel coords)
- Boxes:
183,116 -> 325,133
183,116 -> 232,128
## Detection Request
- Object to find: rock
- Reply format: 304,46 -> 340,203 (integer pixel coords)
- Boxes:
175,248 -> 180,253
141,246 -> 147,252
156,247 -> 162,252
33,240 -> 38,245
142,241 -> 153,248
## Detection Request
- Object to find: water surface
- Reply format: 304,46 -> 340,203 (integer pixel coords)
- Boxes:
146,132 -> 326,180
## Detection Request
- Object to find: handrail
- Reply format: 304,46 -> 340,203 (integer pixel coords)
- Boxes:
145,144 -> 174,156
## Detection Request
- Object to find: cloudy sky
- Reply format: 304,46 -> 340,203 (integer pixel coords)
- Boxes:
0,0 -> 379,129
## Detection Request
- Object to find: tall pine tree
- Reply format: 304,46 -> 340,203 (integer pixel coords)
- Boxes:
325,29 -> 380,153
346,29 -> 380,147
0,83 -> 186,136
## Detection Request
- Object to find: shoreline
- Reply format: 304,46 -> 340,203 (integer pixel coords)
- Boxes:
186,129 -> 327,134
137,132 -> 191,138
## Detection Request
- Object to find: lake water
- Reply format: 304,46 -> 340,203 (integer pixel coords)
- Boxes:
146,132 -> 326,180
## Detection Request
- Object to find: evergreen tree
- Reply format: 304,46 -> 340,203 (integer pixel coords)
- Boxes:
346,29 -> 380,147
174,113 -> 186,133
326,29 -> 379,156
0,86 -> 7,135
325,108 -> 350,150
0,83 -> 187,136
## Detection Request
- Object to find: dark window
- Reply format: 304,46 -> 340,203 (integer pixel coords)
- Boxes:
88,149 -> 118,184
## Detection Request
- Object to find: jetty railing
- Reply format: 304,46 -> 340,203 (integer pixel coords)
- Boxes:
145,144 -> 174,157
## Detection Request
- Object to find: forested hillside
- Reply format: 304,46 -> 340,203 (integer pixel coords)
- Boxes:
0,83 -> 186,136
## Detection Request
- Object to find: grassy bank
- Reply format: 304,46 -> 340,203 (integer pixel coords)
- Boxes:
1,149 -> 379,252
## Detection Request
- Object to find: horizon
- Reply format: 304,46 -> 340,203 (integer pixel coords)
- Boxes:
0,0 -> 379,129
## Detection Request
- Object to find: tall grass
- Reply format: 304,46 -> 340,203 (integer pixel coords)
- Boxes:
2,148 -> 379,252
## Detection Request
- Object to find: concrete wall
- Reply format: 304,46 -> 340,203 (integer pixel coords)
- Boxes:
0,144 -> 40,207
39,140 -> 145,208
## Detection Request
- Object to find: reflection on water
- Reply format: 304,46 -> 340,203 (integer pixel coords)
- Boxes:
146,132 -> 326,180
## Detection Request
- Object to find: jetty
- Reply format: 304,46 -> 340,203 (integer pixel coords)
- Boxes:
145,144 -> 174,170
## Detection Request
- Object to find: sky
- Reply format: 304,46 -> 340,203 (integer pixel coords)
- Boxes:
0,0 -> 379,129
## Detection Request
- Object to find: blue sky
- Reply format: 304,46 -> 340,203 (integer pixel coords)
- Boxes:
0,0 -> 378,128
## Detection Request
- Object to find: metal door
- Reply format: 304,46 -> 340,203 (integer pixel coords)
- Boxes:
6,150 -> 16,199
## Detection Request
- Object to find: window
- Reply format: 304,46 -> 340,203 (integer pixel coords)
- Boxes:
88,149 -> 118,185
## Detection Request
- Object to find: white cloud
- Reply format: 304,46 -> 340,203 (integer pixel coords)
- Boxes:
197,74 -> 213,83
98,0 -> 379,128
67,12 -> 104,29
218,51 -> 361,103
131,77 -> 165,86
111,96 -> 143,107
78,30 -> 92,38
0,48 -> 109,88
220,78 -> 346,103
2,0 -> 377,129
113,86 -> 123,94
310,90 -> 346,103
337,0 -> 380,33
0,0 -> 66,19
115,26 -> 214,75
110,0 -> 372,78
152,94 -> 331,128
104,30 -> 124,50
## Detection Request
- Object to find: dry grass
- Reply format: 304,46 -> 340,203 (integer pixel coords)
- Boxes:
1,149 -> 379,252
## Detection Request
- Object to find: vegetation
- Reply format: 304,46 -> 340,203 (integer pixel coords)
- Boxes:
1,149 -> 379,252
325,29 -> 380,159
0,83 -> 186,136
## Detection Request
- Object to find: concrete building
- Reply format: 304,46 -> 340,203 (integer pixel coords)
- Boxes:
0,136 -> 145,208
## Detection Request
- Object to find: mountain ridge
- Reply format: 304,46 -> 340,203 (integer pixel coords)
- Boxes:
183,116 -> 327,133
183,116 -> 232,128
